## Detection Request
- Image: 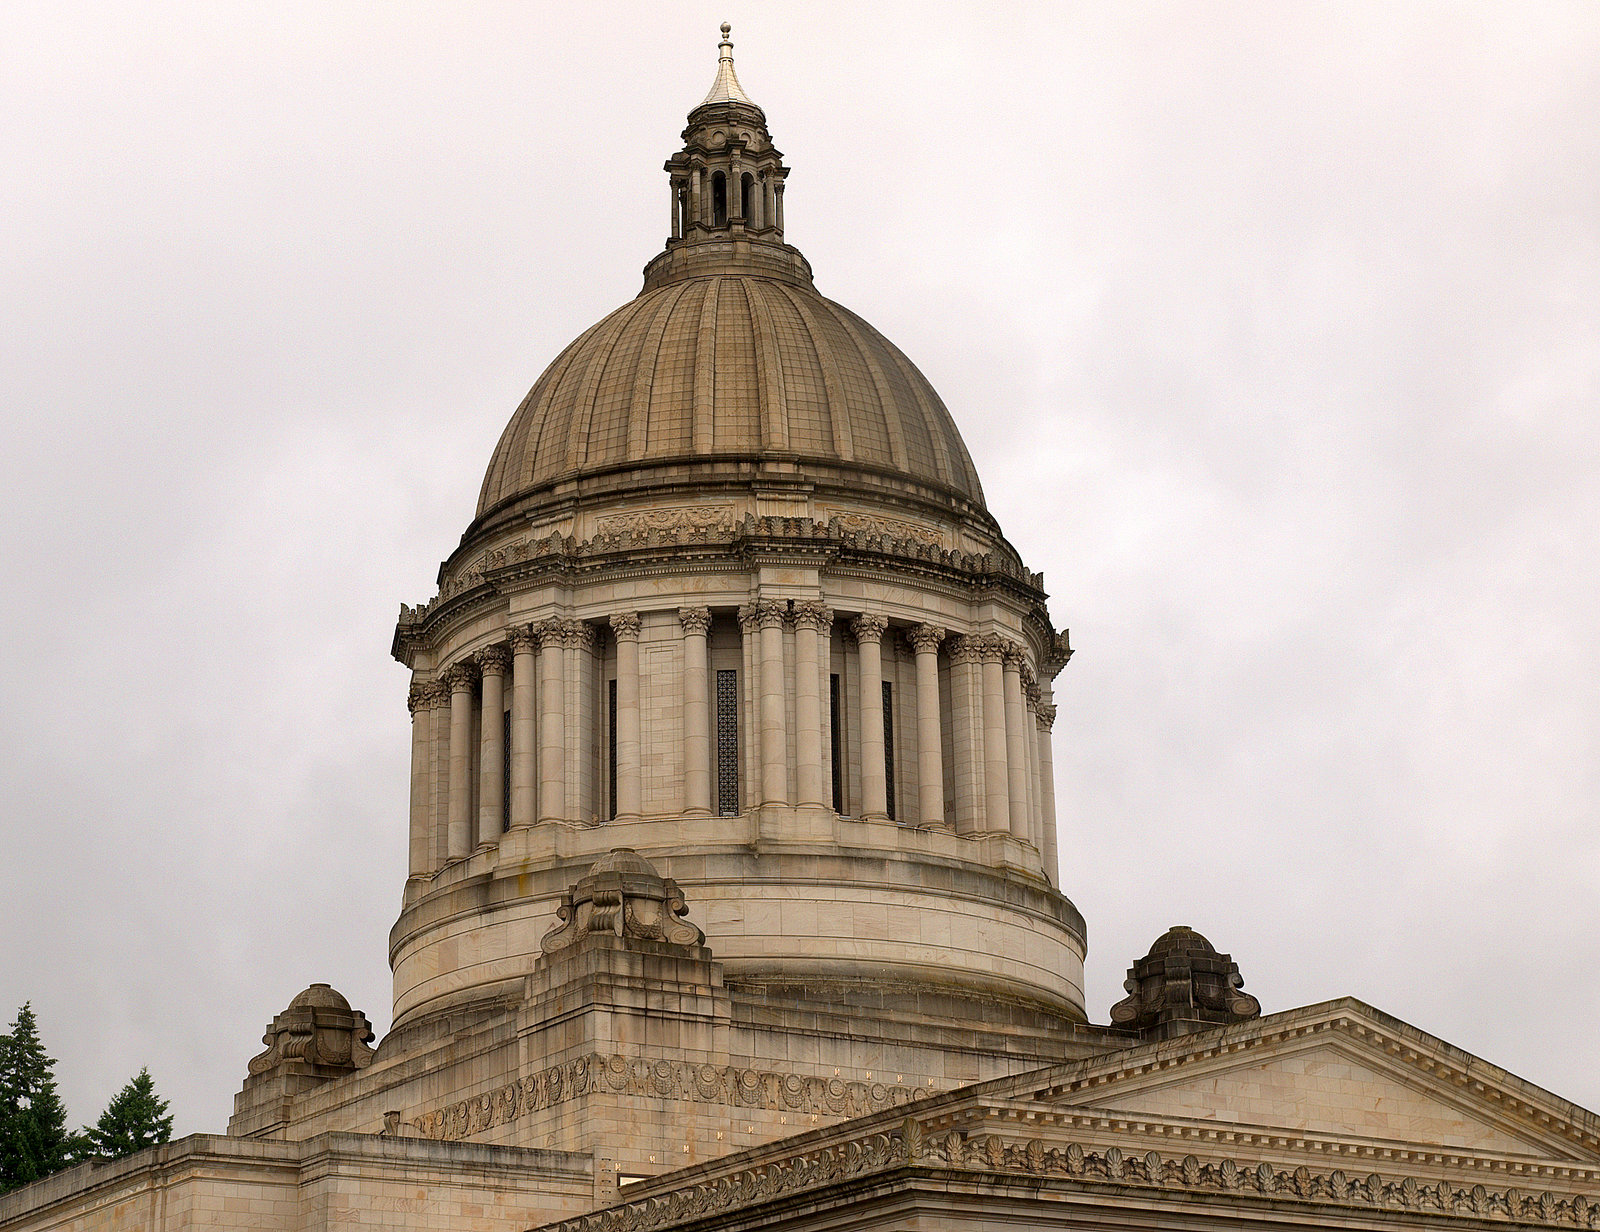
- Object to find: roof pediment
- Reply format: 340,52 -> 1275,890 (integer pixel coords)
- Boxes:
1021,999 -> 1600,1164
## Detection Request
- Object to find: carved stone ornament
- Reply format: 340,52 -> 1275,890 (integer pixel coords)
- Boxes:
474,643 -> 511,675
245,983 -> 375,1079
678,606 -> 713,636
791,600 -> 833,631
850,613 -> 888,644
1001,640 -> 1028,670
905,623 -> 945,654
540,848 -> 705,955
441,662 -> 479,692
508,623 -> 539,653
947,634 -> 983,664
1036,703 -> 1058,730
609,611 -> 642,640
1109,925 -> 1262,1039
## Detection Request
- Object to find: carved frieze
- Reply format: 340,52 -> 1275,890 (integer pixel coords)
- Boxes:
818,509 -> 943,546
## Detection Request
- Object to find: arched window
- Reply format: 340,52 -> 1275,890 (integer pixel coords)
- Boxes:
711,171 -> 727,227
741,173 -> 755,224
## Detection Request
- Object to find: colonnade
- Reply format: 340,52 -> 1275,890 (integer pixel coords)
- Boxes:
406,604 -> 1060,883
670,166 -> 784,239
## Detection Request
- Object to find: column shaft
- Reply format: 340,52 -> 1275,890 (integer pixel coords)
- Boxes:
680,608 -> 712,814
751,600 -> 789,807
1002,647 -> 1031,841
908,626 -> 945,826
611,613 -> 642,818
980,642 -> 1011,835
476,646 -> 509,846
444,664 -> 477,860
508,627 -> 537,829
793,603 -> 830,806
947,638 -> 983,834
854,614 -> 889,819
537,621 -> 565,823
1037,704 -> 1059,887
406,683 -> 433,877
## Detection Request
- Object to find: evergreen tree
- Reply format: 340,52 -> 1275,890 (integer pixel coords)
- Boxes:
0,1003 -> 74,1193
81,1068 -> 172,1161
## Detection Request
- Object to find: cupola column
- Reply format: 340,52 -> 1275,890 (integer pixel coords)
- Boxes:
853,614 -> 890,820
610,613 -> 643,819
406,681 -> 434,877
426,683 -> 450,867
508,625 -> 538,829
792,602 -> 832,806
775,180 -> 785,233
979,638 -> 1011,836
1001,643 -> 1031,842
1036,702 -> 1059,886
690,168 -> 703,229
441,661 -> 479,860
764,175 -> 776,232
536,620 -> 566,823
670,177 -> 684,240
907,625 -> 946,826
744,600 -> 790,807
475,645 -> 510,847
679,608 -> 713,814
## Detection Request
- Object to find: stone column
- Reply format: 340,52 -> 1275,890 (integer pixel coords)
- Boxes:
425,681 -> 451,869
745,599 -> 789,807
1001,643 -> 1031,842
670,178 -> 683,240
564,621 -> 600,822
508,625 -> 538,829
979,638 -> 1011,836
691,166 -> 703,227
774,180 -> 785,233
792,602 -> 832,806
906,625 -> 946,826
853,614 -> 889,820
764,176 -> 777,232
610,613 -> 642,819
1023,671 -> 1042,853
442,661 -> 479,860
679,607 -> 712,815
406,681 -> 433,878
730,152 -> 743,222
1037,703 -> 1059,887
947,636 -> 983,835
536,619 -> 565,824
475,645 -> 510,847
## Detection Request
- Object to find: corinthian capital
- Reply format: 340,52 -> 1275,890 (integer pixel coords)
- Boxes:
475,644 -> 511,676
560,619 -> 600,651
508,624 -> 539,653
947,634 -> 983,664
849,613 -> 888,644
407,682 -> 430,714
609,611 -> 642,641
737,599 -> 787,631
905,623 -> 945,654
441,662 -> 479,693
1035,703 -> 1058,730
678,606 -> 712,636
791,601 -> 834,632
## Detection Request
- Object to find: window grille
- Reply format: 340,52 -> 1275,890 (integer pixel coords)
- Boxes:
608,678 -> 618,821
830,673 -> 843,814
716,669 -> 739,816
882,679 -> 896,821
502,708 -> 512,832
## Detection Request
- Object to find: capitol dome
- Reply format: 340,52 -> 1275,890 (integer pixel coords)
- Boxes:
475,271 -> 986,521
389,25 -> 1084,1048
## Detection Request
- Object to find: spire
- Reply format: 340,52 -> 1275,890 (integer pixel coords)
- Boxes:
699,22 -> 759,111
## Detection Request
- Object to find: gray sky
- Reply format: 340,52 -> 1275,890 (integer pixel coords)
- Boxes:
1,2 -> 1596,1136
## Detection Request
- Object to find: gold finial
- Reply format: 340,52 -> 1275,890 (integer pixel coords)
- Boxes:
721,22 -> 731,37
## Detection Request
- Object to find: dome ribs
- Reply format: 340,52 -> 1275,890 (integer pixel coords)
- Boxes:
741,279 -> 790,454
769,281 -> 844,461
502,313 -> 612,502
711,277 -> 759,453
691,277 -> 720,453
854,309 -> 966,499
826,300 -> 908,474
565,298 -> 639,476
626,281 -> 693,463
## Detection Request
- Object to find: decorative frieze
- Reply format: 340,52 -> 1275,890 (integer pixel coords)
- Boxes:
532,1120 -> 1600,1232
408,1054 -> 930,1143
818,508 -> 943,546
593,504 -> 737,543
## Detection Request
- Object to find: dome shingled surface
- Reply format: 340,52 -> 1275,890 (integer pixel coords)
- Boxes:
477,274 -> 985,517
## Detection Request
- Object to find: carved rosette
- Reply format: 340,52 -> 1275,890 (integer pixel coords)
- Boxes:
678,606 -> 713,636
905,623 -> 945,655
791,601 -> 834,632
441,662 -> 479,693
475,644 -> 511,677
609,611 -> 642,641
541,849 -> 705,955
850,613 -> 888,645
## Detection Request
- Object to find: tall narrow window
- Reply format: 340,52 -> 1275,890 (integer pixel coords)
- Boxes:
882,680 -> 896,821
716,669 -> 739,816
711,172 -> 727,227
607,678 -> 618,821
741,173 -> 754,221
830,673 -> 844,814
502,708 -> 512,832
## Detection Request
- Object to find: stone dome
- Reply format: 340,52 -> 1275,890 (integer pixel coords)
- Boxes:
1147,925 -> 1218,959
475,271 -> 985,521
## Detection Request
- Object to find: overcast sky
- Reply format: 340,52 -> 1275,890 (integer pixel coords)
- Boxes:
2,2 -> 1596,1136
